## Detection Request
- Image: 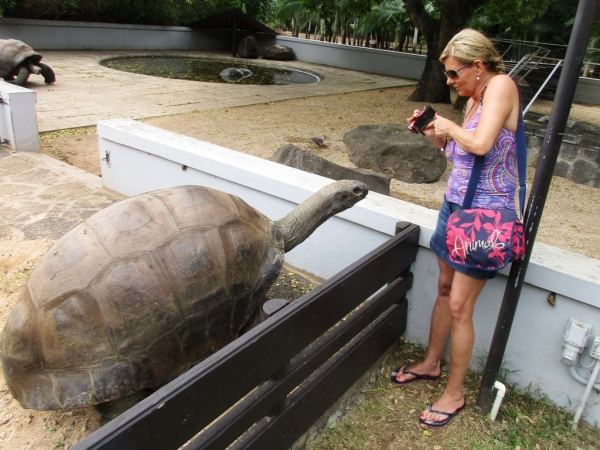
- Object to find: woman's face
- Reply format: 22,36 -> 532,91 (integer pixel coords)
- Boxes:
443,57 -> 475,97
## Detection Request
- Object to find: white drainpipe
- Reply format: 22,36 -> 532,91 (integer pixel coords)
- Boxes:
572,359 -> 600,431
490,381 -> 506,422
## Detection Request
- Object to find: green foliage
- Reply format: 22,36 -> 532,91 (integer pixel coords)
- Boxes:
239,0 -> 276,22
469,0 -> 581,44
0,0 -> 15,16
469,0 -> 552,39
359,0 -> 408,35
0,0 -> 264,26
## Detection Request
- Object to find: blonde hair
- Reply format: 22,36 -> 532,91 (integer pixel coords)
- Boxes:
440,28 -> 504,74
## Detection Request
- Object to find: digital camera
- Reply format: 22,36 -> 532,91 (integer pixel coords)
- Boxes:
407,105 -> 436,134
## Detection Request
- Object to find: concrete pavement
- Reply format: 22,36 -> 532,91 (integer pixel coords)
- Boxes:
27,50 -> 415,132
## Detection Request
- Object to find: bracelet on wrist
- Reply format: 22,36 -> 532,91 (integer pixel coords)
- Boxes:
439,138 -> 448,152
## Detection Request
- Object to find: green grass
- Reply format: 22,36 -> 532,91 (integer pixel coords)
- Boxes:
308,341 -> 600,450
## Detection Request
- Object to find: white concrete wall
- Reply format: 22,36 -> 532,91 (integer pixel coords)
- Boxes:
0,18 -> 232,52
267,36 -> 427,80
97,119 -> 600,425
573,76 -> 600,105
0,83 -> 41,152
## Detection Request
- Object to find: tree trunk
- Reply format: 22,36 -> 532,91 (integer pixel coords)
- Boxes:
405,0 -> 492,103
454,95 -> 469,111
412,28 -> 418,53
332,11 -> 338,43
393,30 -> 401,51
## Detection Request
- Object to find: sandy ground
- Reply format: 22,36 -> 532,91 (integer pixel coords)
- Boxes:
1,85 -> 599,449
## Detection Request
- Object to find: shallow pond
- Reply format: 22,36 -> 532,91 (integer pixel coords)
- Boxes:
100,56 -> 320,85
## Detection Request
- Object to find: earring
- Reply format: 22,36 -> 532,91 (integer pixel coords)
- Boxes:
476,76 -> 480,80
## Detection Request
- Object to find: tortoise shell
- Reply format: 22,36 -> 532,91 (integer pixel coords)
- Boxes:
0,185 -> 284,410
0,39 -> 42,78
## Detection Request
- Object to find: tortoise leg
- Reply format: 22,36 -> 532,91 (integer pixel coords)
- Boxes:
24,60 -> 41,75
15,66 -> 31,86
38,62 -> 56,84
95,389 -> 153,427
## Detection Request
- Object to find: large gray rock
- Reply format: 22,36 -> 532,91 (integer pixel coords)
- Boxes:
343,124 -> 447,183
263,45 -> 294,61
237,36 -> 259,59
272,144 -> 391,195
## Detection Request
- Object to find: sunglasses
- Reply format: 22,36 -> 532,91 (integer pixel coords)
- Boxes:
443,63 -> 471,79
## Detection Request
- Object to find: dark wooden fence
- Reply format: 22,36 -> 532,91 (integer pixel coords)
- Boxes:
72,222 -> 419,450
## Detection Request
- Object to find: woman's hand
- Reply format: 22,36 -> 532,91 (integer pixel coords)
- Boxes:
406,110 -> 444,149
407,109 -> 437,138
406,109 -> 421,123
431,113 -> 456,139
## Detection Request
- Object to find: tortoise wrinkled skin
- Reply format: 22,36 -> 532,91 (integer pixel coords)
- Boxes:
0,39 -> 56,85
0,185 -> 284,410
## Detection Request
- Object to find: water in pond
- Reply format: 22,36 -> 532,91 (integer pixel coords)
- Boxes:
100,56 -> 320,85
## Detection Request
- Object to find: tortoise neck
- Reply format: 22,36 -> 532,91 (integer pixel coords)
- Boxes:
275,196 -> 330,252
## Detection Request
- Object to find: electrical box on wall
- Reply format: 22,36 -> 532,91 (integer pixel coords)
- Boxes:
590,335 -> 600,360
562,318 -> 593,365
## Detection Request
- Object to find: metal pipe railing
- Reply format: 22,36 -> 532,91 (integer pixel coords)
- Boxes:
476,0 -> 600,415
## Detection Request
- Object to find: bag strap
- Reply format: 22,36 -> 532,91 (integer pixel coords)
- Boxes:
462,108 -> 527,218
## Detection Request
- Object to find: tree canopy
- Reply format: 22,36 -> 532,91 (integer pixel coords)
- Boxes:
0,0 -> 241,26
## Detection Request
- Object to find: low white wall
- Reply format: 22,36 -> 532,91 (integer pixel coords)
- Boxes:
0,83 -> 40,152
0,18 -> 232,52
269,36 -> 427,80
573,76 -> 600,105
98,119 -> 600,425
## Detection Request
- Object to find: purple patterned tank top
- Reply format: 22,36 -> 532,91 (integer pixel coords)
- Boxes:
445,103 -> 518,209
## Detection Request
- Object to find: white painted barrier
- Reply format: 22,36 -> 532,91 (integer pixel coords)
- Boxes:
98,118 -> 600,425
0,83 -> 41,152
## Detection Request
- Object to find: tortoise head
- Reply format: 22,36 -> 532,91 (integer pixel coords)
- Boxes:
274,180 -> 369,252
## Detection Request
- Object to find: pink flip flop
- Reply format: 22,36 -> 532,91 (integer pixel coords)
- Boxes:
419,402 -> 466,429
390,366 -> 441,385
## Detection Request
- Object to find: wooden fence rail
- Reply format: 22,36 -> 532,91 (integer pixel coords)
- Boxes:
72,221 -> 420,450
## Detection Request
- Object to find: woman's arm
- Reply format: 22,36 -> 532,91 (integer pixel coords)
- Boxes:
432,74 -> 520,156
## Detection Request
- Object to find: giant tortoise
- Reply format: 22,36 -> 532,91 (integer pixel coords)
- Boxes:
0,39 -> 56,86
0,181 -> 367,419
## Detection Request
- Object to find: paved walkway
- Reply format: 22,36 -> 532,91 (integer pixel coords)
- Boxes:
1,50 -> 415,240
29,50 -> 415,132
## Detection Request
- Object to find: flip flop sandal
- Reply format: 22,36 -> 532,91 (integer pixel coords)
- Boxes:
419,402 -> 466,429
390,366 -> 441,385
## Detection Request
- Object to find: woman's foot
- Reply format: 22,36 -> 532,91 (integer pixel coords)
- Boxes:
419,394 -> 465,428
390,363 -> 441,385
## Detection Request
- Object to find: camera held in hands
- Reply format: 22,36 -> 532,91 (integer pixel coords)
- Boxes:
408,105 -> 436,134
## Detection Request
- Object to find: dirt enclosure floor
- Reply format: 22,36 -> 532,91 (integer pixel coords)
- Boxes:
1,84 -> 599,449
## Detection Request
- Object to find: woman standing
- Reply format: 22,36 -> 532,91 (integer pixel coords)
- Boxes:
391,28 -> 521,429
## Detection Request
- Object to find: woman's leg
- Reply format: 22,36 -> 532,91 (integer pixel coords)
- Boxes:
394,257 -> 455,382
420,271 -> 487,423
